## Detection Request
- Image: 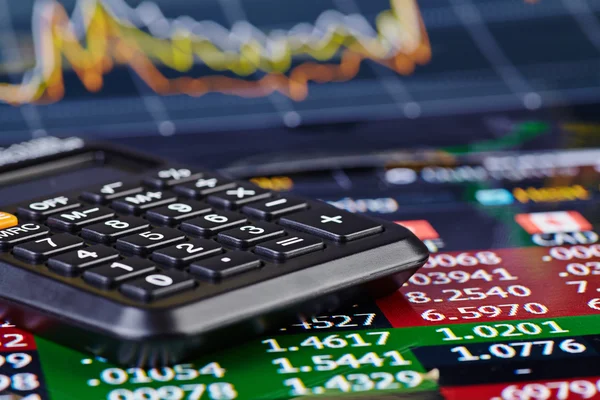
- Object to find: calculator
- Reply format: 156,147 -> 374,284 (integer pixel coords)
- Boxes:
0,140 -> 428,365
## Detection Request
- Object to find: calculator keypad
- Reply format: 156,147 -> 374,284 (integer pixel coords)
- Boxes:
13,233 -> 85,262
152,239 -> 222,267
116,227 -> 186,256
0,223 -> 49,249
47,206 -> 115,232
18,196 -> 81,220
145,201 -> 211,226
81,181 -> 144,204
207,184 -> 271,209
81,217 -> 151,244
217,222 -> 285,248
1,167 -> 389,305
48,245 -> 120,275
83,258 -> 157,289
120,270 -> 196,301
112,191 -> 177,214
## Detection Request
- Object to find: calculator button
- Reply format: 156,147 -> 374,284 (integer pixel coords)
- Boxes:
0,223 -> 49,249
47,245 -> 119,275
81,217 -> 151,244
241,197 -> 308,220
207,184 -> 271,209
111,191 -> 177,214
254,234 -> 324,261
190,251 -> 262,280
120,270 -> 196,302
152,240 -> 223,267
217,222 -> 285,248
145,201 -> 211,226
116,228 -> 186,256
279,209 -> 383,242
81,181 -> 144,204
18,196 -> 80,220
0,212 -> 18,230
144,168 -> 203,189
83,258 -> 157,289
180,211 -> 247,237
13,234 -> 84,263
47,206 -> 115,232
173,174 -> 236,198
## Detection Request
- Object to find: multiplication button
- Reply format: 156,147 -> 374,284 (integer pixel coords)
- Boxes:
207,184 -> 271,209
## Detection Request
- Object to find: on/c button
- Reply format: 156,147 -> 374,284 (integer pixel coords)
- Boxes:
0,212 -> 18,230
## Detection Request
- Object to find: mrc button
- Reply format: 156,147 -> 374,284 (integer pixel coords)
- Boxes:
18,196 -> 80,220
0,223 -> 50,249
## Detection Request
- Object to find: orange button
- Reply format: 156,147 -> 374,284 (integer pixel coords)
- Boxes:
0,212 -> 18,230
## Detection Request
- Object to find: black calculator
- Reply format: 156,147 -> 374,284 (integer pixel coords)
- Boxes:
0,139 -> 428,365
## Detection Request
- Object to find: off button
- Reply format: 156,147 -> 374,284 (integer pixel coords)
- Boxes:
0,213 -> 18,230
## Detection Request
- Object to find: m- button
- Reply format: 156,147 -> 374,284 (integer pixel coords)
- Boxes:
279,209 -> 383,242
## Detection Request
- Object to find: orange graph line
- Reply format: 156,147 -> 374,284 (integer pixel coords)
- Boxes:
1,0 -> 431,105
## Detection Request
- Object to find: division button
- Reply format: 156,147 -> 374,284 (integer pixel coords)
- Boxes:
279,209 -> 383,242
180,211 -> 247,237
241,197 -> 308,220
47,206 -> 115,231
143,168 -> 204,189
254,234 -> 324,261
111,191 -> 177,214
207,184 -> 271,209
48,245 -> 119,275
18,196 -> 80,220
217,222 -> 285,248
116,227 -> 186,256
83,258 -> 157,289
120,270 -> 196,302
81,181 -> 144,204
0,223 -> 49,249
13,233 -> 84,263
145,201 -> 211,226
0,212 -> 18,230
172,174 -> 236,198
152,239 -> 223,267
81,217 -> 151,244
190,252 -> 262,280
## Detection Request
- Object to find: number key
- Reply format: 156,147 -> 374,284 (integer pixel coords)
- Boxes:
13,234 -> 84,263
152,240 -> 223,267
180,211 -> 247,237
145,201 -> 211,226
120,270 -> 196,302
116,228 -> 186,256
48,245 -> 119,275
81,217 -> 151,244
83,258 -> 157,289
217,222 -> 285,248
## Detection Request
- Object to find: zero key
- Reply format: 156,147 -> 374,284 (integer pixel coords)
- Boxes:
279,209 -> 383,242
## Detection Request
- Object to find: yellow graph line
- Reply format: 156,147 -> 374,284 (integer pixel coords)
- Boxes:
0,0 -> 431,104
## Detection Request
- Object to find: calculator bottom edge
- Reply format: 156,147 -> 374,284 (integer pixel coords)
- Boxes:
0,234 -> 428,366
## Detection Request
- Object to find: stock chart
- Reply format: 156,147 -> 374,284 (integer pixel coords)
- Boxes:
0,0 -> 599,142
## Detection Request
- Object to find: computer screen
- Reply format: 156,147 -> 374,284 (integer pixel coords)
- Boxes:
1,1 -> 600,399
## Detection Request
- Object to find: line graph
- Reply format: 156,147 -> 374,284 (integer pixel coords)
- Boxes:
0,0 -> 430,104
